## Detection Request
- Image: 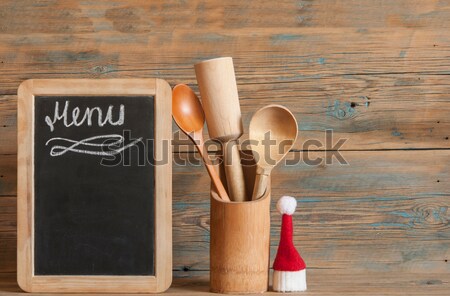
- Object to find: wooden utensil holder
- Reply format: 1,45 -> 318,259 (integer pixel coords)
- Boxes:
210,154 -> 271,294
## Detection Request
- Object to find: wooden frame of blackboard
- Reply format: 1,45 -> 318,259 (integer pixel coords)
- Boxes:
17,79 -> 172,293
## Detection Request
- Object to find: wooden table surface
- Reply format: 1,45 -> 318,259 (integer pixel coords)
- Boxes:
0,0 -> 449,295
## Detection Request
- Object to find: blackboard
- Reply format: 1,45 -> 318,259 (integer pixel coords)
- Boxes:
17,79 -> 172,293
34,95 -> 155,275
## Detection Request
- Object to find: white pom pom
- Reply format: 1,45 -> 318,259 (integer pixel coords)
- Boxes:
277,196 -> 297,215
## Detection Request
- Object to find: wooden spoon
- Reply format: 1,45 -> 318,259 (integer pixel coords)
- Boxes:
249,105 -> 298,200
172,84 -> 231,202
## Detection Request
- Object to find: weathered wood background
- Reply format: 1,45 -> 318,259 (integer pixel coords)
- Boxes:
0,0 -> 449,294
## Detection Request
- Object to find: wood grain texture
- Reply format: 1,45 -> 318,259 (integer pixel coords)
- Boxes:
1,150 -> 448,275
2,70 -> 450,153
0,0 -> 449,294
2,74 -> 450,153
1,270 -> 449,295
0,3 -> 450,151
171,150 -> 450,275
1,0 -> 450,33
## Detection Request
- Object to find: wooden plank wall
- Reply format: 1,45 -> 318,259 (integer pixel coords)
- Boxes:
0,0 -> 449,289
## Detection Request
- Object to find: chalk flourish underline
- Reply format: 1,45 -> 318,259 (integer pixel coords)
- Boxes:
45,134 -> 143,157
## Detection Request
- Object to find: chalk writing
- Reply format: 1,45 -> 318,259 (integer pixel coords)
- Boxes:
46,134 -> 143,157
45,101 -> 125,132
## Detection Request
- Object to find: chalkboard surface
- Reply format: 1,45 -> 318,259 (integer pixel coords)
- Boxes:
34,95 -> 155,275
18,79 -> 172,293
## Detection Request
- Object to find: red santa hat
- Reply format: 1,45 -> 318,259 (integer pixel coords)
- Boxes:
273,196 -> 307,292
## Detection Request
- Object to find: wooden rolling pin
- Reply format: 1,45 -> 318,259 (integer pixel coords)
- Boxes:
195,57 -> 247,202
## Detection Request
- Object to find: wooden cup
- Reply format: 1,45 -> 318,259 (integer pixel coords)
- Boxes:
210,154 -> 271,294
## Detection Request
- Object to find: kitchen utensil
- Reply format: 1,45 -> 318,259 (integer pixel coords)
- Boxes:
249,105 -> 297,200
210,156 -> 271,293
194,57 -> 247,202
172,84 -> 230,202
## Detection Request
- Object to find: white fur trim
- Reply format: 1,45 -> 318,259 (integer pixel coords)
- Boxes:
273,269 -> 307,292
277,196 -> 297,215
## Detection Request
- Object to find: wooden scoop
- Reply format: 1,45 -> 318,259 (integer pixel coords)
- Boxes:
172,84 -> 230,202
249,105 -> 298,200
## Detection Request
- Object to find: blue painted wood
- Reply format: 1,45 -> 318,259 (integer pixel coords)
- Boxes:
0,1 -> 449,291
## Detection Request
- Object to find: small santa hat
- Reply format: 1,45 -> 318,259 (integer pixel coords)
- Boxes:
273,196 -> 307,292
